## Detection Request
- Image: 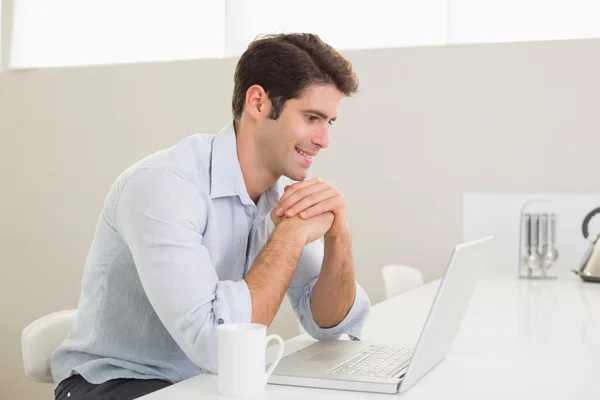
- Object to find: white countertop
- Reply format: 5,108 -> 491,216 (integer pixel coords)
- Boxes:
141,274 -> 600,399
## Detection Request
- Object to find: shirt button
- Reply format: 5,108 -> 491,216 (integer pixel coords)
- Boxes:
217,318 -> 224,325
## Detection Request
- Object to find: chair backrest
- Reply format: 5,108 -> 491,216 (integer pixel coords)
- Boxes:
381,264 -> 424,299
21,310 -> 76,383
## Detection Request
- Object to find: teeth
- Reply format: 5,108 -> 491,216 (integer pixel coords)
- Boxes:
296,148 -> 313,159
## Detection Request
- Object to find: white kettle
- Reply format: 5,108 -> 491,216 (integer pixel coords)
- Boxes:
574,207 -> 600,283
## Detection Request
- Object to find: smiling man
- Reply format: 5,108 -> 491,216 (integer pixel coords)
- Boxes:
51,33 -> 371,400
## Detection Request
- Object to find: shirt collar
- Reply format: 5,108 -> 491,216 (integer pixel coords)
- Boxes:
209,120 -> 285,208
210,120 -> 250,202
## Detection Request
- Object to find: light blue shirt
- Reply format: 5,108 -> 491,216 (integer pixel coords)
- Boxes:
51,121 -> 371,387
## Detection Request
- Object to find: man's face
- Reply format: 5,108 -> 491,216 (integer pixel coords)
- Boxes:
256,84 -> 341,181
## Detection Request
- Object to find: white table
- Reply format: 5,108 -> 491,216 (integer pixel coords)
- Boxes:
141,274 -> 600,399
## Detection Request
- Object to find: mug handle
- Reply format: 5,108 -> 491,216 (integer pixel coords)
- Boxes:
264,334 -> 285,385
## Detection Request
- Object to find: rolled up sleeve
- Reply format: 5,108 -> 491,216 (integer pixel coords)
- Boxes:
114,167 -> 251,373
285,238 -> 371,341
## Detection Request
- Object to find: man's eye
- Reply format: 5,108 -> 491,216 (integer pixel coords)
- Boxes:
306,115 -> 318,122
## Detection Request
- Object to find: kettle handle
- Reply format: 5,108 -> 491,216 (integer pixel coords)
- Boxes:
582,207 -> 600,239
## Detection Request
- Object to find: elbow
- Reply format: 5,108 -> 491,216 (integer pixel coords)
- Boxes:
174,305 -> 220,373
298,282 -> 371,341
169,281 -> 252,373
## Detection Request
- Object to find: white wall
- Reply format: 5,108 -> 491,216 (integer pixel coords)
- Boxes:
1,38 -> 600,399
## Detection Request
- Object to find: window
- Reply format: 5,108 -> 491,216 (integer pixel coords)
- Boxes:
9,0 -> 448,69
7,1 -> 600,69
10,0 -> 225,68
448,0 -> 600,44
224,0 -> 448,57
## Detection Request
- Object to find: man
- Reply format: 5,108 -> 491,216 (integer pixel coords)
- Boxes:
51,33 -> 371,400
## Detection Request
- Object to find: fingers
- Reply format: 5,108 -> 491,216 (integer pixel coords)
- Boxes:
299,196 -> 343,219
278,177 -> 321,205
283,186 -> 339,218
276,180 -> 328,216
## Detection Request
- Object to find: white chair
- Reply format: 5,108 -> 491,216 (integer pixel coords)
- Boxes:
381,264 -> 424,299
21,309 -> 76,383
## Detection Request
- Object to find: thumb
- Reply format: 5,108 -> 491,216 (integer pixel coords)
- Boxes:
270,209 -> 282,226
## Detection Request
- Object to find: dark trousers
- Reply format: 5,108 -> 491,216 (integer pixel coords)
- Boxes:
55,374 -> 172,400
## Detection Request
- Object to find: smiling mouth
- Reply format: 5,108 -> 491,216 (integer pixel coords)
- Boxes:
295,147 -> 314,160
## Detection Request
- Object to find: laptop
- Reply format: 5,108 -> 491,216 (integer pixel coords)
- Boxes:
268,236 -> 494,394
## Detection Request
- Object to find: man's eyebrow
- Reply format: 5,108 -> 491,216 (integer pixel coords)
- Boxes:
304,109 -> 337,121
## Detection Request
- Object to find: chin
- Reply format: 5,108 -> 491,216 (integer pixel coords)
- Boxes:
284,169 -> 308,182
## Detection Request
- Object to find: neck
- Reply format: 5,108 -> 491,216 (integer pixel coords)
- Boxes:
234,118 -> 279,203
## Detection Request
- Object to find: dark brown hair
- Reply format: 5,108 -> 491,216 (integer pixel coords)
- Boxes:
232,33 -> 359,120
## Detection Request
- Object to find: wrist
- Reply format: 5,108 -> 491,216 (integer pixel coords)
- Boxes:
273,221 -> 308,247
324,229 -> 352,246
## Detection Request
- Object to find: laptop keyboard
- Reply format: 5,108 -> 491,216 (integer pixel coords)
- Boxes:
330,345 -> 414,378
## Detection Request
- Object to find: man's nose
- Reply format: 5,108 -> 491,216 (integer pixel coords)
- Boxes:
312,127 -> 330,149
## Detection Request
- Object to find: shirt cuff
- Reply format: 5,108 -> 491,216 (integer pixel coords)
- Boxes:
213,280 -> 253,325
298,279 -> 371,341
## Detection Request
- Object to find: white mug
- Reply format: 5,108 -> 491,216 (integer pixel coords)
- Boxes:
217,323 -> 285,397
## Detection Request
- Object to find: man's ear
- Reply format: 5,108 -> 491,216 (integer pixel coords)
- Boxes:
245,84 -> 270,121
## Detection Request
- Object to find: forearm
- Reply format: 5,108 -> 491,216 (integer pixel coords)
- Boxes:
310,233 -> 356,328
244,227 -> 305,326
